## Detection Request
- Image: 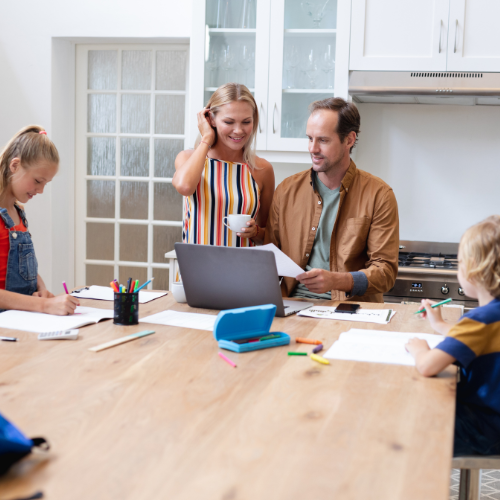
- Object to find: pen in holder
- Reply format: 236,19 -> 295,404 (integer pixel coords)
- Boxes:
113,292 -> 139,326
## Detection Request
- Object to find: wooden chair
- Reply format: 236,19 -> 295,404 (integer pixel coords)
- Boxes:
452,455 -> 500,500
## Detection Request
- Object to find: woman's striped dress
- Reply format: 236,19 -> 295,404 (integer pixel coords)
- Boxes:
182,157 -> 260,247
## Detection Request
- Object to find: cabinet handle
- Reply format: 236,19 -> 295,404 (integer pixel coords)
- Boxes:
272,103 -> 277,134
258,102 -> 263,133
454,19 -> 458,53
438,20 -> 443,53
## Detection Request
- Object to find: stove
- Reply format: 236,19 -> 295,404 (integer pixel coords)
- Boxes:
383,240 -> 478,310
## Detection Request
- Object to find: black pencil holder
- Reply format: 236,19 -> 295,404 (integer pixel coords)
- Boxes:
113,292 -> 139,326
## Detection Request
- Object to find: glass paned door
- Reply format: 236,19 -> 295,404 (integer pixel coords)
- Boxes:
268,0 -> 338,151
202,0 -> 270,150
75,44 -> 188,291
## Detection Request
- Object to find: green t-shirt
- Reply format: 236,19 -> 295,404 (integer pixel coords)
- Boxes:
293,173 -> 340,300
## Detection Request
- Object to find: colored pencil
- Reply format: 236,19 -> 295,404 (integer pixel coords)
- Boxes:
218,351 -> 237,368
310,354 -> 330,365
135,278 -> 154,292
89,330 -> 155,352
62,281 -> 69,294
296,337 -> 322,345
414,298 -> 452,314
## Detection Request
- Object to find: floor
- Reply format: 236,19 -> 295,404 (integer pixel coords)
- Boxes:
450,469 -> 500,499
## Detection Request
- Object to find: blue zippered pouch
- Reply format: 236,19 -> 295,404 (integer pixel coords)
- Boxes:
213,304 -> 290,353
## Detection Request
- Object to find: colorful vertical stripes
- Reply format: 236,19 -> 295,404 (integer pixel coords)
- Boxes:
183,158 -> 260,248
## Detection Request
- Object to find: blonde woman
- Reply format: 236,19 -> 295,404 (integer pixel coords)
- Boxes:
174,83 -> 275,247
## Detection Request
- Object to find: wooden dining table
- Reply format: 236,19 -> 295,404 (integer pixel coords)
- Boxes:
0,294 -> 460,500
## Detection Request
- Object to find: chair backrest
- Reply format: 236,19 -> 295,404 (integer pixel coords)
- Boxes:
452,456 -> 500,470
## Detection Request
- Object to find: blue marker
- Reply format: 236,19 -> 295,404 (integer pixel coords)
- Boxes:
135,278 -> 155,292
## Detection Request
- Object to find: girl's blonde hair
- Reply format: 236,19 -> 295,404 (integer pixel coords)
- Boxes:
459,215 -> 500,298
0,125 -> 60,193
195,83 -> 259,169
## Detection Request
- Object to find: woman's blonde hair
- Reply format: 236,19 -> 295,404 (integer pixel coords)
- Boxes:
459,215 -> 500,298
0,125 -> 59,193
195,83 -> 259,169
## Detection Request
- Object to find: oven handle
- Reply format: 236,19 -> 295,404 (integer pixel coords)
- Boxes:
397,267 -> 457,276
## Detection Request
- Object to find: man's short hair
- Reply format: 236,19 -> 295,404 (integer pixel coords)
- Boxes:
309,97 -> 360,153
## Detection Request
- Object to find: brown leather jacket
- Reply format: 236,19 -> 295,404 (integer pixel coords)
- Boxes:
264,160 -> 399,303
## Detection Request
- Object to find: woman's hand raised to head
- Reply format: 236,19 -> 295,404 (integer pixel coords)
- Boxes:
197,107 -> 216,146
237,219 -> 258,240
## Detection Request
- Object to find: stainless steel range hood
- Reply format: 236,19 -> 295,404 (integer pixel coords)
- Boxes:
349,71 -> 500,106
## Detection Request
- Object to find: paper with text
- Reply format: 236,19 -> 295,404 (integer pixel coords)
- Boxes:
247,243 -> 304,278
71,285 -> 167,304
298,306 -> 396,324
0,306 -> 114,333
323,329 -> 445,366
140,310 -> 217,331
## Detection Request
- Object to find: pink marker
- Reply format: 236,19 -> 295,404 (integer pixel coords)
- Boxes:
218,352 -> 237,368
62,281 -> 69,294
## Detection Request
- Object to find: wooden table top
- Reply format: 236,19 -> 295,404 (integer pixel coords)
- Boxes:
0,295 -> 460,500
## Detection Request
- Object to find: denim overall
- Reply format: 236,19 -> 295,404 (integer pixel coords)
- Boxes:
0,206 -> 38,298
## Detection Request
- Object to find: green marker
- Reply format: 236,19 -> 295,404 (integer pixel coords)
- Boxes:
288,352 -> 307,356
260,334 -> 281,341
414,298 -> 452,314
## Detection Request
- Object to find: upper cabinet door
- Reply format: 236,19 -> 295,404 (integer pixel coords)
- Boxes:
447,0 -> 500,71
350,0 -> 449,71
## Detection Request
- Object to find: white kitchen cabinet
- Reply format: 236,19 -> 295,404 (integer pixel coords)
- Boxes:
350,0 -> 449,71
189,0 -> 350,156
447,0 -> 500,72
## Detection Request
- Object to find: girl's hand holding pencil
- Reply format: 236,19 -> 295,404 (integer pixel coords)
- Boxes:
416,299 -> 453,336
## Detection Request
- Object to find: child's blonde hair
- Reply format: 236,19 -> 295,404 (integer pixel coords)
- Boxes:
0,125 -> 60,193
459,215 -> 500,298
195,83 -> 259,169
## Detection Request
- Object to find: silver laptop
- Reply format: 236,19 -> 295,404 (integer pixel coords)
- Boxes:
174,243 -> 313,317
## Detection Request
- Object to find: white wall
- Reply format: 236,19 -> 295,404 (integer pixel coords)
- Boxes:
354,103 -> 500,243
0,0 -> 191,290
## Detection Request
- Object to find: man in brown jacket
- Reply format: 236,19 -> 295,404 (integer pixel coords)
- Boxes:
265,98 -> 399,303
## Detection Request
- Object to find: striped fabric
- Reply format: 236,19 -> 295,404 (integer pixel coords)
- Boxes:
182,157 -> 260,247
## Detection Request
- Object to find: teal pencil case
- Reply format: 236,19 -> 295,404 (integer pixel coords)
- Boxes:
213,304 -> 290,353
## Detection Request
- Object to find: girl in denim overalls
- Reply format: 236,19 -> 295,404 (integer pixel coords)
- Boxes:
0,126 -> 79,315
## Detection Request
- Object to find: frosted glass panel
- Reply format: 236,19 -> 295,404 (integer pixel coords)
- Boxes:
154,183 -> 183,221
155,95 -> 185,134
87,265 -> 115,287
122,50 -> 152,90
154,139 -> 184,178
156,51 -> 187,91
88,50 -> 117,90
88,94 -> 117,133
153,226 -> 182,262
121,94 -> 150,134
206,0 -> 256,28
152,267 -> 169,291
119,225 -> 148,262
119,266 -> 148,286
120,181 -> 148,220
284,0 -> 337,29
87,180 -> 115,218
205,35 -> 256,88
281,92 -> 332,138
87,137 -> 116,176
121,138 -> 149,177
86,223 -> 114,260
283,37 -> 336,89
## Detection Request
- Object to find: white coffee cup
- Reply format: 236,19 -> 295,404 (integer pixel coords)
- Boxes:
171,281 -> 187,303
222,214 -> 251,233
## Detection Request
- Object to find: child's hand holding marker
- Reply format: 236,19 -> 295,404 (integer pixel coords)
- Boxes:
415,299 -> 453,336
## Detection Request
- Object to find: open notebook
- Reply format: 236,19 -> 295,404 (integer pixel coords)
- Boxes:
0,306 -> 114,333
323,329 -> 445,366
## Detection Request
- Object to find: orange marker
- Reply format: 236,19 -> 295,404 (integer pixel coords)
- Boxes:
110,281 -> 119,293
296,337 -> 322,345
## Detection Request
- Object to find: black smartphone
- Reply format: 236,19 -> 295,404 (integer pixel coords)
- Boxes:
335,303 -> 360,314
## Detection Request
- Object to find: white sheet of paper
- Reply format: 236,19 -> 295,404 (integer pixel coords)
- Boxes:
298,306 -> 396,324
247,243 -> 304,278
71,285 -> 167,304
0,306 -> 114,333
323,328 -> 445,366
140,310 -> 217,331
